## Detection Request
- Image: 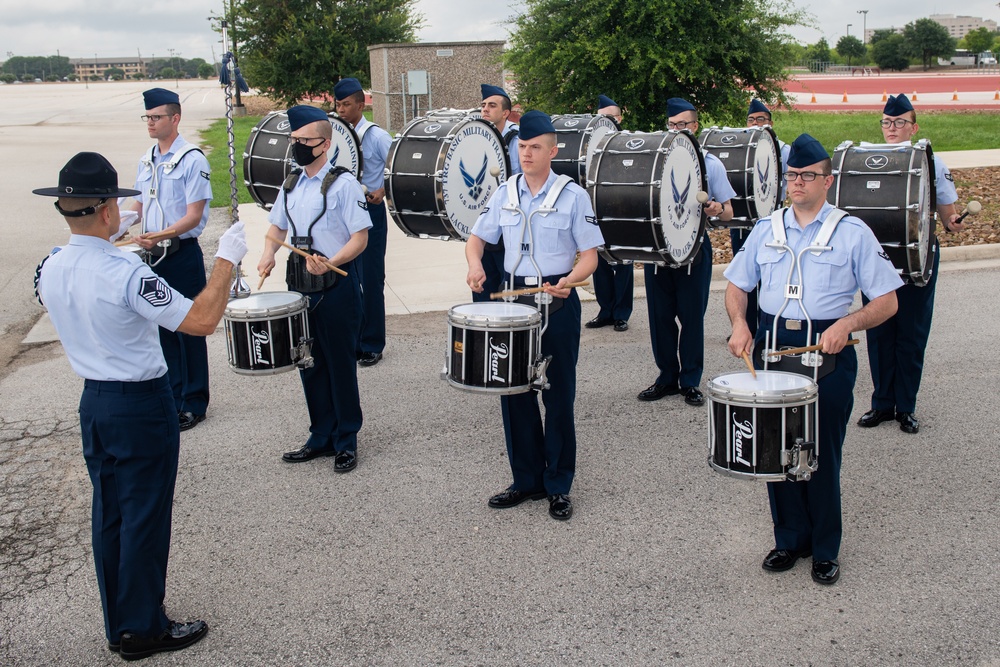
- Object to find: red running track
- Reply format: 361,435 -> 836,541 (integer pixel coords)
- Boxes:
786,74 -> 1000,95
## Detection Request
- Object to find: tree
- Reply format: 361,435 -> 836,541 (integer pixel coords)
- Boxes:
197,62 -> 216,79
235,0 -> 423,105
104,67 -> 126,81
870,30 -> 910,71
159,66 -> 177,79
505,0 -> 804,131
0,73 -> 15,84
964,27 -> 995,63
836,35 -> 866,67
2,55 -> 73,80
902,18 -> 955,71
803,38 -> 832,72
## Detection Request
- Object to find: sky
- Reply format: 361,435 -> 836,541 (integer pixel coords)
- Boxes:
0,0 -> 997,63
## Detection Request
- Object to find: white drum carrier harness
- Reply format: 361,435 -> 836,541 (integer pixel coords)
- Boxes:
139,143 -> 205,266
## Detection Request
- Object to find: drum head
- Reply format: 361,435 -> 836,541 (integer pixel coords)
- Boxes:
751,127 -> 780,219
708,370 -> 817,402
550,114 -> 620,186
225,291 -> 306,319
440,118 -> 511,239
656,131 -> 707,265
449,302 -> 541,326
328,115 -> 364,178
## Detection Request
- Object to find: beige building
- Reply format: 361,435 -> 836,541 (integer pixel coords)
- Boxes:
71,57 -> 147,80
367,41 -> 507,134
866,14 -> 998,43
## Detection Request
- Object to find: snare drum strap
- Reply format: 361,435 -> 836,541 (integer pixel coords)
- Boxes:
768,207 -> 847,256
283,166 -> 353,293
502,173 -> 574,213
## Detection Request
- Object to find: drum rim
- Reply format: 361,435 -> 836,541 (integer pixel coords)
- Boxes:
448,301 -> 542,326
706,370 -> 818,402
224,291 -> 308,319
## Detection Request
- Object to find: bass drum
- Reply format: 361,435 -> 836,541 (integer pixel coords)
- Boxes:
243,110 -> 363,210
698,126 -> 781,228
587,130 -> 707,266
828,139 -> 936,286
385,115 -> 511,241
549,114 -> 620,186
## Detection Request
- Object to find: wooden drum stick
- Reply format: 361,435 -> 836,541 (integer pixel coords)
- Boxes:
741,351 -> 757,378
266,234 -> 348,277
770,339 -> 859,357
490,281 -> 590,300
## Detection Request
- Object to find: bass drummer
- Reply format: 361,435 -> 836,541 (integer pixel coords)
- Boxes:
638,98 -> 735,406
586,94 -> 634,333
475,84 -> 522,302
856,94 -> 963,435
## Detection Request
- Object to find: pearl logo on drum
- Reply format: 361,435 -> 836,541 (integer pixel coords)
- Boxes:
865,155 -> 889,170
488,337 -> 509,382
250,329 -> 272,366
732,415 -> 754,467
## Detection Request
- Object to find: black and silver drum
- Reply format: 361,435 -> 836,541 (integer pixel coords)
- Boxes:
224,291 -> 312,375
550,114 -> 620,186
699,126 -> 781,228
243,110 -> 363,210
424,107 -> 482,119
707,371 -> 819,482
385,115 -> 511,241
587,130 -> 707,266
828,139 -> 936,286
445,303 -> 541,394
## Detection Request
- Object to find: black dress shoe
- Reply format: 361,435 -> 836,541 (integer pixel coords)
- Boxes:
282,445 -> 336,463
488,487 -> 547,509
334,450 -> 357,473
761,548 -> 811,572
811,559 -> 841,585
682,387 -> 704,406
358,352 -> 382,367
857,408 -> 895,428
108,642 -> 120,653
548,494 -> 573,520
178,412 -> 205,431
613,319 -> 629,332
637,383 -> 679,402
897,412 -> 919,434
585,316 -> 613,329
119,619 -> 208,661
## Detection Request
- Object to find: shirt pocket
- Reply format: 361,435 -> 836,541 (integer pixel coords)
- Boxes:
497,210 -> 521,247
808,249 -> 854,293
285,194 -> 326,233
757,247 -> 787,291
537,211 -> 571,253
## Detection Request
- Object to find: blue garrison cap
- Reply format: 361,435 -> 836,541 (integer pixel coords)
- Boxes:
598,94 -> 618,109
518,110 -> 556,140
143,87 -> 179,110
481,84 -> 510,101
883,93 -> 914,116
286,105 -> 328,131
787,133 -> 829,168
667,97 -> 696,118
334,78 -> 363,101
748,99 -> 771,116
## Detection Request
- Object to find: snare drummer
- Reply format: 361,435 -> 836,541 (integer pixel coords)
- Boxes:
586,94 -> 634,333
474,84 -> 522,303
334,77 -> 393,368
724,134 -> 902,585
257,106 -> 371,472
638,98 -> 735,406
465,111 -> 604,521
856,94 -> 963,435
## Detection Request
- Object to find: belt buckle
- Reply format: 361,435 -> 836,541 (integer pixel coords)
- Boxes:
785,319 -> 803,331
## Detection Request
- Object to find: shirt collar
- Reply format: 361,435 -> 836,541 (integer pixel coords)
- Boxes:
786,201 -> 835,229
354,116 -> 369,133
301,158 -> 332,182
68,234 -> 113,248
154,134 -> 188,159
517,169 -> 558,199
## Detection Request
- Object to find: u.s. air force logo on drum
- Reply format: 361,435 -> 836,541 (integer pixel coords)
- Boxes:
139,276 -> 172,307
441,121 -> 508,239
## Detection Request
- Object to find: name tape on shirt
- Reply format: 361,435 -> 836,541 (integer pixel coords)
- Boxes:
139,276 -> 173,307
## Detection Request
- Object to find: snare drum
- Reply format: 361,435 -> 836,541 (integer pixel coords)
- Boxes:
446,302 -> 541,394
707,371 -> 818,481
385,115 -> 511,241
587,130 -> 707,266
243,110 -> 362,210
699,126 -> 781,228
224,292 -> 310,375
550,114 -> 620,186
828,139 -> 936,286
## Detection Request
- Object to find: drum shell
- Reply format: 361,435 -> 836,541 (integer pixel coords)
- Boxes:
706,371 -> 818,481
550,114 -> 620,186
698,126 -> 781,228
224,292 -> 309,376
446,303 -> 541,394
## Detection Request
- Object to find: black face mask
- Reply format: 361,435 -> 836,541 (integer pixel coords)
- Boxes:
292,142 -> 322,166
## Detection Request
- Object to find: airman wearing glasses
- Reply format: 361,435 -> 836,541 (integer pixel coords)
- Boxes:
637,98 -> 735,408
855,93 -> 963,436
126,87 -> 214,432
724,133 -> 902,586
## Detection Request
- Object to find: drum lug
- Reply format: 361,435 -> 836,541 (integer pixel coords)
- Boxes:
293,337 -> 314,370
784,437 -> 818,482
531,354 -> 553,391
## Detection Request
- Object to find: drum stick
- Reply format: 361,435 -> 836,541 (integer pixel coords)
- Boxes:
257,273 -> 267,290
113,229 -> 173,247
770,339 -> 859,357
741,351 -> 757,378
953,200 -> 982,226
490,281 -> 590,300
265,234 -> 349,277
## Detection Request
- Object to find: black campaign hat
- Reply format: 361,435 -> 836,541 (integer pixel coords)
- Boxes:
33,152 -> 141,199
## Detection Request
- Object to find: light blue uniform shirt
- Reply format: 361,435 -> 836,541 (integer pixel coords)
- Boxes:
705,152 -> 738,204
502,121 -> 521,175
471,169 -> 604,277
268,160 -> 373,258
725,201 -> 903,321
933,154 -> 959,206
38,235 -> 193,381
354,116 -> 392,193
133,135 -> 213,239
778,139 -> 791,201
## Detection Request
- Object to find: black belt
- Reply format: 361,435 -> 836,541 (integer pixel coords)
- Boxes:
759,313 -> 839,333
84,376 -> 168,393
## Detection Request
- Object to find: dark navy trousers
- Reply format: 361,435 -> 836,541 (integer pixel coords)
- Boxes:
592,255 -> 633,322
864,247 -> 938,414
730,228 -> 759,337
357,202 -> 387,355
757,314 -> 857,562
79,375 -> 176,643
644,236 -> 712,389
299,263 -> 364,454
473,246 -> 506,303
500,284 -> 581,495
151,240 -> 209,415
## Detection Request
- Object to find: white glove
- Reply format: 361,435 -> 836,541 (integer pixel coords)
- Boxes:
215,221 -> 248,265
111,210 -> 139,242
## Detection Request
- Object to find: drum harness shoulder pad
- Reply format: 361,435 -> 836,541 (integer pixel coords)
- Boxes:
502,127 -> 519,147
283,165 -> 353,293
767,206 -> 848,256
140,144 -> 206,262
